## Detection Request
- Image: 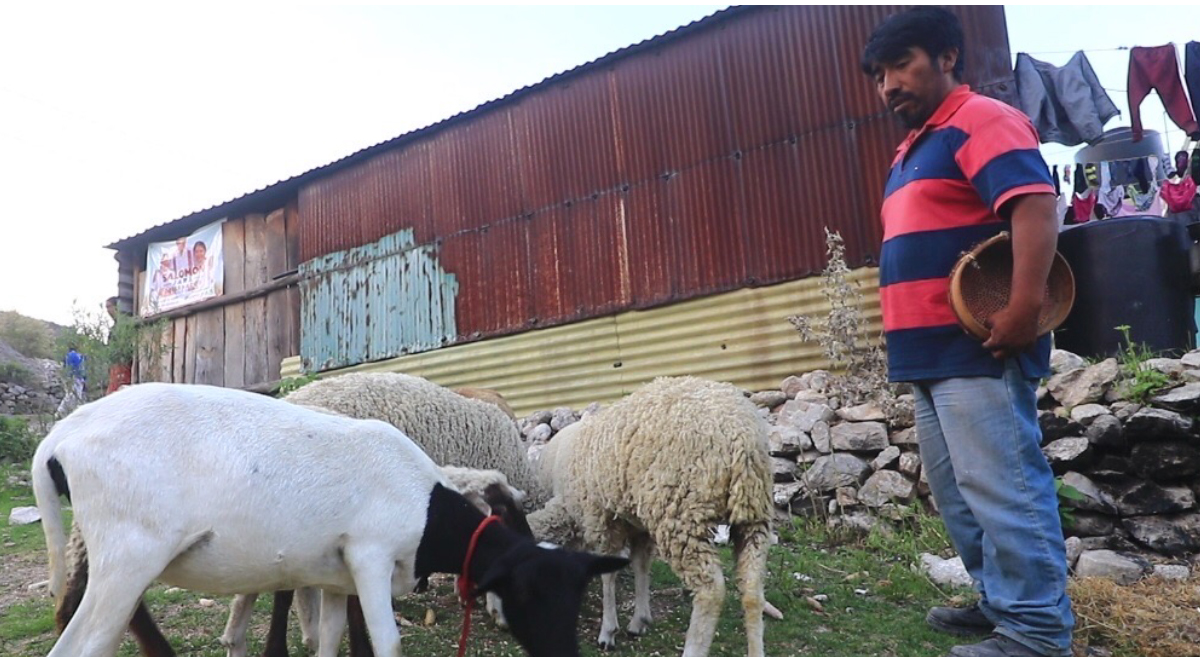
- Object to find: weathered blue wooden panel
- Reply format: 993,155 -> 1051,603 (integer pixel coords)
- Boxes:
299,229 -> 458,372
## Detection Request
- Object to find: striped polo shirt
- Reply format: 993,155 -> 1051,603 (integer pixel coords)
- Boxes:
880,85 -> 1055,383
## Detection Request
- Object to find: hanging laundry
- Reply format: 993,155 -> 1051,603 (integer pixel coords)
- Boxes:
1186,42 -> 1200,130
1055,192 -> 1069,226
1128,44 -> 1200,142
1161,176 -> 1198,213
1015,52 -> 1120,146
1052,165 -> 1060,196
1073,165 -> 1087,195
1098,183 -> 1125,217
1192,144 -> 1200,185
1084,163 -> 1101,188
1125,182 -> 1161,213
1108,158 -> 1141,187
1072,189 -> 1097,222
1173,151 -> 1190,178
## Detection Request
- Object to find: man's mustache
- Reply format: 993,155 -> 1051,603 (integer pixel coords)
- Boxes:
887,93 -> 917,111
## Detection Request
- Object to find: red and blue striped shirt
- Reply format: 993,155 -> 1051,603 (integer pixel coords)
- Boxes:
880,85 -> 1055,382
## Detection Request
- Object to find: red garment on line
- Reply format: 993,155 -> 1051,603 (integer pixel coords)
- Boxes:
1072,191 -> 1097,222
1128,44 -> 1199,142
1161,177 -> 1198,213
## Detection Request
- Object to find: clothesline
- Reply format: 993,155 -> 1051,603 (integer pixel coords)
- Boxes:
1021,46 -> 1130,57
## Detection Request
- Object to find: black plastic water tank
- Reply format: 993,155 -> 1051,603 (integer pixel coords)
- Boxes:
1054,216 -> 1195,360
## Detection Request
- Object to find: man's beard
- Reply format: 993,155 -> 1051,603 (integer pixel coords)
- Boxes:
888,95 -> 930,130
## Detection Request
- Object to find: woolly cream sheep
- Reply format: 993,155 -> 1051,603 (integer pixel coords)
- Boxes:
33,383 -> 626,657
528,376 -> 775,657
286,372 -> 549,507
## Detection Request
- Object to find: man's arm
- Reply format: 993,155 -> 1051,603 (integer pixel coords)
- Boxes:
982,192 -> 1059,359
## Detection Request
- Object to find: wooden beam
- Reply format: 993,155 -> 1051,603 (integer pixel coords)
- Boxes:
135,273 -> 299,323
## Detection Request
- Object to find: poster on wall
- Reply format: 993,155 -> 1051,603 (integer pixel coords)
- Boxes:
140,219 -> 226,317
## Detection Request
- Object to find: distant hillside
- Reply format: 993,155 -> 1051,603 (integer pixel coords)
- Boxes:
0,310 -> 63,362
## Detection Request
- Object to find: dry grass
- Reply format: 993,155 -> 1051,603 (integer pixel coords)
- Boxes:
1070,576 -> 1200,657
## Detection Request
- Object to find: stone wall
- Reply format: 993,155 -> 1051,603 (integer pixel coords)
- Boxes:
516,347 -> 1200,580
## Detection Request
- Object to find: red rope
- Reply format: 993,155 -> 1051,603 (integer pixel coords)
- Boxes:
457,514 -> 503,657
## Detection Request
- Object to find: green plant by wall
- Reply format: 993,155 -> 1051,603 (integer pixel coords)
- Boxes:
1113,324 -> 1173,404
1054,477 -> 1086,529
276,373 -> 319,398
53,303 -> 168,394
0,361 -> 35,387
0,416 -> 37,463
788,228 -> 897,415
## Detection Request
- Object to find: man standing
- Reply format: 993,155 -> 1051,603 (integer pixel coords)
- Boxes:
860,8 -> 1072,657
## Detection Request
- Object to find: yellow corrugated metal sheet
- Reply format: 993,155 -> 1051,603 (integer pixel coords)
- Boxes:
280,268 -> 882,416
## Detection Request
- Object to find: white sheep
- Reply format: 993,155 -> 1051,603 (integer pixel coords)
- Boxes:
33,383 -> 626,657
286,372 -> 549,507
528,376 -> 775,657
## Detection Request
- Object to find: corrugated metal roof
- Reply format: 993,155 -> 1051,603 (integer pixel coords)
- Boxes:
105,5 -> 756,251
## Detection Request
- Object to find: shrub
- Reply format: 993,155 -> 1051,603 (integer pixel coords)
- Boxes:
0,416 -> 37,463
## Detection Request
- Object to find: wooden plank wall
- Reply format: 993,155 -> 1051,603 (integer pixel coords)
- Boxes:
131,206 -> 301,388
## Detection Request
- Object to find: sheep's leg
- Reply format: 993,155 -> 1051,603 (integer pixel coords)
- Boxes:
626,533 -> 654,636
345,551 -> 401,657
733,523 -> 770,657
317,591 -> 348,657
294,587 -> 321,653
595,531 -> 628,650
221,593 -> 257,657
346,595 -> 373,657
485,592 -> 508,630
263,590 -> 295,657
48,557 -> 163,657
656,529 -> 725,657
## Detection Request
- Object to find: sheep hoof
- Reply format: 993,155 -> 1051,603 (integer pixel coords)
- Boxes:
626,617 -> 652,635
598,636 -> 618,651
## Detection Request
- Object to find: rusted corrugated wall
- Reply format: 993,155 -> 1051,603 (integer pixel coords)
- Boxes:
297,5 -> 1015,363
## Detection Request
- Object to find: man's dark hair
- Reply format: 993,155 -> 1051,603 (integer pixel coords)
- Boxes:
861,7 -> 965,80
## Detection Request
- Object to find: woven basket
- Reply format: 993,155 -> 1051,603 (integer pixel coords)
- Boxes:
948,231 -> 1075,340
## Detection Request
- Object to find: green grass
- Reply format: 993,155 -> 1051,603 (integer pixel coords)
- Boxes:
1,459 -> 972,657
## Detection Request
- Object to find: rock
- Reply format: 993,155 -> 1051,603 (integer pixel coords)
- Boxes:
199,598 -> 216,608
800,370 -> 831,394
890,394 -> 916,429
1074,550 -> 1152,584
1085,414 -> 1124,447
1149,382 -> 1200,412
771,457 -> 797,483
778,400 -> 837,433
780,375 -> 805,399
1050,349 -> 1087,374
1185,370 -> 1200,383
890,426 -> 919,446
768,425 -> 812,456
790,494 -> 831,517
827,511 -> 884,535
1130,441 -> 1200,481
527,423 -> 552,444
836,402 -> 887,423
1067,512 -> 1117,538
8,506 -> 40,526
830,421 -> 889,452
899,451 -> 921,478
792,390 -> 832,405
1122,514 -> 1200,556
549,407 -> 578,432
1088,455 -> 1135,481
1042,437 -> 1092,471
858,470 -> 915,508
1153,564 -> 1190,581
524,410 -> 553,427
1109,402 -> 1142,422
871,446 -> 901,471
1108,480 -> 1196,516
811,421 -> 832,454
1144,357 -> 1184,377
1069,404 -> 1110,427
1065,536 -> 1084,569
917,460 -> 931,497
772,482 -> 803,508
801,453 -> 871,493
1038,410 -> 1083,442
797,449 -> 822,464
1060,472 -> 1118,515
580,402 -> 603,418
835,486 -> 859,509
1046,358 -> 1119,407
1124,407 -> 1193,441
918,554 -> 973,588
27,579 -> 49,593
751,390 -> 788,409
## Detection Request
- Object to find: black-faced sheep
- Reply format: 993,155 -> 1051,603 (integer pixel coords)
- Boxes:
33,383 -> 625,657
528,376 -> 774,657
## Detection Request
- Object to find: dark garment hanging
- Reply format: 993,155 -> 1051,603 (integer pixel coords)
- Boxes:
1073,165 -> 1087,195
1128,44 -> 1200,142
1052,165 -> 1060,196
1186,42 -> 1200,131
1193,145 -> 1200,185
1015,51 -> 1120,146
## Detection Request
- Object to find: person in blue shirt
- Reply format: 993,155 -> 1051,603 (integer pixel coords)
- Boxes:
60,345 -> 87,413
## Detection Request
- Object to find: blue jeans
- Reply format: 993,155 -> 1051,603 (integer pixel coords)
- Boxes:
912,360 -> 1074,656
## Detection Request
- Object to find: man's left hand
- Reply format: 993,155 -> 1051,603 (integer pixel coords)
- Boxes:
982,301 -> 1040,360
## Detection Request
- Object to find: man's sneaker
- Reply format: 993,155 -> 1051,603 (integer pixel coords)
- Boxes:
926,603 -> 995,637
947,634 -> 1047,657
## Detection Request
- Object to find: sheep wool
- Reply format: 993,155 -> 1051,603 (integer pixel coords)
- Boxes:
285,372 -> 549,507
533,376 -> 774,657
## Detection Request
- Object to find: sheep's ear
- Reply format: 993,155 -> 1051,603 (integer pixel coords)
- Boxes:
583,554 -> 629,577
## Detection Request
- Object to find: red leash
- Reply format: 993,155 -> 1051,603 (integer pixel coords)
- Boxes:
457,514 -> 503,657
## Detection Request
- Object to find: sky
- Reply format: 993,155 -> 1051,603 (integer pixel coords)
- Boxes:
1,5 -> 1196,326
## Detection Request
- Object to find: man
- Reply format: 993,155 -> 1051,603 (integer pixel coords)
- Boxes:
860,8 -> 1073,657
57,344 -> 87,417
